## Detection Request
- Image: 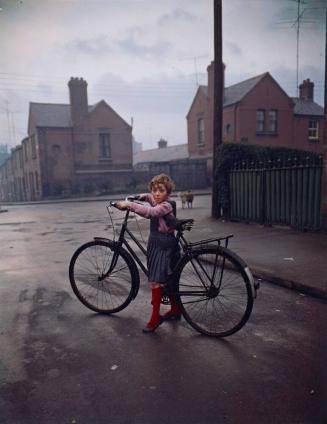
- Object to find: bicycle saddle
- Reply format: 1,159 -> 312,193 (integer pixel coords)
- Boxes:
176,219 -> 194,231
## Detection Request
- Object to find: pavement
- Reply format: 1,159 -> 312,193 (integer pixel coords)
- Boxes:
1,190 -> 327,300
174,193 -> 327,301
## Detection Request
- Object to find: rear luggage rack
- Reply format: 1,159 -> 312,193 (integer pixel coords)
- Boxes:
187,234 -> 234,249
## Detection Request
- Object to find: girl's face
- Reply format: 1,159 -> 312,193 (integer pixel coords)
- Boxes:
152,183 -> 169,204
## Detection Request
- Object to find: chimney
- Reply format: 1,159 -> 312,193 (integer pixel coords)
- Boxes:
158,138 -> 168,149
299,78 -> 314,101
207,61 -> 225,101
68,77 -> 88,127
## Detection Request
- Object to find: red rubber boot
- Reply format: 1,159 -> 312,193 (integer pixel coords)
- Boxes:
142,287 -> 164,333
163,296 -> 182,321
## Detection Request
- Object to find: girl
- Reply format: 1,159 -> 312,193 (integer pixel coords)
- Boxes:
116,173 -> 181,333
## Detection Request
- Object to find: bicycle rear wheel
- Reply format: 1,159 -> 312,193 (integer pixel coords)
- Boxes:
69,240 -> 138,314
177,246 -> 253,337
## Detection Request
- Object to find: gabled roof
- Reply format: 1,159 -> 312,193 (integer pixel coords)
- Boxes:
186,85 -> 208,118
188,73 -> 270,113
189,71 -> 323,118
292,98 -> 324,116
133,144 -> 189,165
29,103 -> 72,127
29,100 -> 131,128
200,85 -> 208,97
88,100 -> 131,129
88,101 -> 102,113
223,73 -> 268,106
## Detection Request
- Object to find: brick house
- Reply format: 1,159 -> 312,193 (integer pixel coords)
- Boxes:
187,62 -> 324,170
0,77 -> 133,201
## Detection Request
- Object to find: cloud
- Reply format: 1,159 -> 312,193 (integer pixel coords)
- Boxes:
225,41 -> 242,57
91,72 -> 195,116
158,8 -> 197,26
118,36 -> 171,57
271,64 -> 324,105
62,35 -> 112,57
0,0 -> 324,151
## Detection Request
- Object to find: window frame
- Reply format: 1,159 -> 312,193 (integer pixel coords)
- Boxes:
268,109 -> 278,133
308,120 -> 319,141
256,109 -> 265,133
99,132 -> 112,159
197,118 -> 205,146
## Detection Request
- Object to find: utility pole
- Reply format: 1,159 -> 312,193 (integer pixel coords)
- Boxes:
296,0 -> 301,95
211,0 -> 224,218
322,3 -> 327,230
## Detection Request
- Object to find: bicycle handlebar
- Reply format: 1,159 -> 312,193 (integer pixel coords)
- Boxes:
109,195 -> 141,210
126,195 -> 141,201
108,199 -> 194,233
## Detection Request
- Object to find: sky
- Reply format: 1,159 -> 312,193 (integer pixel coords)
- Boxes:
0,0 -> 326,151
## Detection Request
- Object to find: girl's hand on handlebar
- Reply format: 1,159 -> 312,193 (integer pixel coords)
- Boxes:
137,193 -> 147,201
116,201 -> 130,210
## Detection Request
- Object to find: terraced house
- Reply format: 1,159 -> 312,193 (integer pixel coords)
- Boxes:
0,77 -> 133,201
187,62 -> 324,171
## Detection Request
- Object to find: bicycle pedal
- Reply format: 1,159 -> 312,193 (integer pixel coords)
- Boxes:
161,295 -> 170,305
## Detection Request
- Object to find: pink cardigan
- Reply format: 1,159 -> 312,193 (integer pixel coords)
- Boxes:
128,194 -> 174,233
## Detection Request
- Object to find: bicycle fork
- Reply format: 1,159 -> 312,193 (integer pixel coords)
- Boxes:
100,244 -> 121,281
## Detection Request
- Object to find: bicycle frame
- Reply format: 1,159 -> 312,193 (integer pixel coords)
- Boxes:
104,206 -> 234,296
110,208 -> 149,277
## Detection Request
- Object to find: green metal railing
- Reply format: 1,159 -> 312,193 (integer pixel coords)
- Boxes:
229,156 -> 323,230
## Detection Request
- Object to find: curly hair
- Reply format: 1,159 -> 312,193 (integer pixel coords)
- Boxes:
148,173 -> 175,195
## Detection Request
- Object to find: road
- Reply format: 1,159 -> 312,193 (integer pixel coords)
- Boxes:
0,196 -> 326,424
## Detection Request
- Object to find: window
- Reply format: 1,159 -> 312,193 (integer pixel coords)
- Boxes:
308,120 -> 319,140
197,118 -> 205,146
99,133 -> 111,158
256,110 -> 265,133
268,110 -> 277,133
226,123 -> 231,135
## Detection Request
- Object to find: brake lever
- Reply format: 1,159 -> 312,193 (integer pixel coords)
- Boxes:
126,195 -> 141,201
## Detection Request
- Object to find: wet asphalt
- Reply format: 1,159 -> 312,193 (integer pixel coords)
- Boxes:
0,195 -> 326,424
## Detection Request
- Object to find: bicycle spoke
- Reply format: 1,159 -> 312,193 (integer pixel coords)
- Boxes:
69,241 -> 136,314
178,248 -> 253,337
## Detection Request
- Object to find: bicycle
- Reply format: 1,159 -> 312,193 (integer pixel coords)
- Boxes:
69,197 -> 259,338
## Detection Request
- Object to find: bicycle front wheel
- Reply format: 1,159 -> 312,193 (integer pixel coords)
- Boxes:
177,246 -> 253,337
69,240 -> 138,314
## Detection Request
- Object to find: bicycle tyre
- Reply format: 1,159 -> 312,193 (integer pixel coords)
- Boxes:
69,240 -> 138,314
176,246 -> 253,337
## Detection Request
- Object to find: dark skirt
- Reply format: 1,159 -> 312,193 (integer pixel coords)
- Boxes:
147,232 -> 179,284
